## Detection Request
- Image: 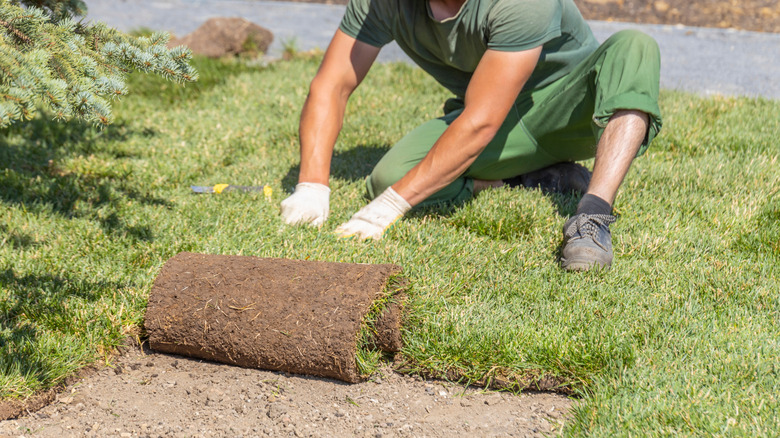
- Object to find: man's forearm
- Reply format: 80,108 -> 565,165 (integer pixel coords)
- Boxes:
388,48 -> 543,207
282,30 -> 378,229
297,86 -> 349,186
334,114 -> 495,240
392,114 -> 497,206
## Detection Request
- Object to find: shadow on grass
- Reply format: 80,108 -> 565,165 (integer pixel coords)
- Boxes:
734,199 -> 780,258
541,190 -> 581,218
281,143 -> 391,191
122,55 -> 263,105
0,118 -> 168,241
0,225 -> 38,249
410,187 -> 581,220
0,269 -> 134,398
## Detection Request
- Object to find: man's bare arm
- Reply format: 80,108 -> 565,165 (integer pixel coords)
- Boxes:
391,47 -> 542,206
334,46 -> 543,239
298,30 -> 381,185
280,30 -> 380,226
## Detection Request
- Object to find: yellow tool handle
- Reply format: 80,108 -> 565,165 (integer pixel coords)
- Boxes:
213,183 -> 230,194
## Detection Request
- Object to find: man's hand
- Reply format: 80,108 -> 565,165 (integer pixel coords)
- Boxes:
280,182 -> 330,226
335,188 -> 411,240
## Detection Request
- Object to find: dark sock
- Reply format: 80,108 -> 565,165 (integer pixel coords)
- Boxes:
576,194 -> 612,216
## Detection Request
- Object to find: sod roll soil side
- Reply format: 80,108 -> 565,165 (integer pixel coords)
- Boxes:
145,252 -> 404,383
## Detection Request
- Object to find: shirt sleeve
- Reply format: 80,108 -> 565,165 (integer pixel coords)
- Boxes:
486,0 -> 562,51
339,0 -> 395,48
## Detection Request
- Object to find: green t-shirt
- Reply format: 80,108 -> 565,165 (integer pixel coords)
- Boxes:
339,0 -> 599,97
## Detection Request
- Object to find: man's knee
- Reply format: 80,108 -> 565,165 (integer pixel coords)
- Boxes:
592,29 -> 663,151
604,30 -> 660,62
366,165 -> 405,200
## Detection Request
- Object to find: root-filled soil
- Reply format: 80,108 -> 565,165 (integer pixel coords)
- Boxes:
146,253 -> 403,383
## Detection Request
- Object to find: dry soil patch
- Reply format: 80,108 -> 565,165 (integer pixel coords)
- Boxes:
0,343 -> 571,437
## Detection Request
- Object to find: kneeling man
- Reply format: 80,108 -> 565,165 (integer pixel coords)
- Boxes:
281,0 -> 662,271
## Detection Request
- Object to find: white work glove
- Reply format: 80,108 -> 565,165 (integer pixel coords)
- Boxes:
335,187 -> 411,240
280,182 -> 330,226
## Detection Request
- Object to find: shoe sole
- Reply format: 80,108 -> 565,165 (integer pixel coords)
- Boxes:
561,258 -> 612,271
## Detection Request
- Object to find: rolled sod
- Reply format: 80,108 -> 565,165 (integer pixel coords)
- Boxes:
145,252 -> 406,383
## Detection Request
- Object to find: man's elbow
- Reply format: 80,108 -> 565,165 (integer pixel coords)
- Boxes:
461,114 -> 503,146
308,74 -> 354,102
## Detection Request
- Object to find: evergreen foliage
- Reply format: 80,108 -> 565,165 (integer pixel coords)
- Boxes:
0,0 -> 197,127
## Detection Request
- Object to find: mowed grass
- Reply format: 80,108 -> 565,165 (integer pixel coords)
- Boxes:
1,53 -> 778,435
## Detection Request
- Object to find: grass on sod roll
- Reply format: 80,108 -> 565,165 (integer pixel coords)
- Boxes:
355,275 -> 407,377
0,52 -> 778,435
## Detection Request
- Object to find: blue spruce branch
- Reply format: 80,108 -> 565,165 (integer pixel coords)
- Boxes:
0,0 -> 197,128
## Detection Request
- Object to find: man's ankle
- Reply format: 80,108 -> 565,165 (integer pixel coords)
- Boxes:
576,194 -> 612,216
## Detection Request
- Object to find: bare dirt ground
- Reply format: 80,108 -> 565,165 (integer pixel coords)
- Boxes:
0,342 -> 570,437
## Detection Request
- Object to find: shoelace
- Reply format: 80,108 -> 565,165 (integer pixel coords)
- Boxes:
564,214 -> 616,249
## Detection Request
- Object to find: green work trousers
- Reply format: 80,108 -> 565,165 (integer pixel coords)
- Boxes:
366,29 -> 663,206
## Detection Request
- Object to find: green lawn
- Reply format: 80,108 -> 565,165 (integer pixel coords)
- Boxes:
1,54 -> 778,436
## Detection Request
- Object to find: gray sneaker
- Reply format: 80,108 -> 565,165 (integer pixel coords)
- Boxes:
561,213 -> 617,271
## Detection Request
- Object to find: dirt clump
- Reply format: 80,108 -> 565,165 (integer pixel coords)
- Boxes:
168,17 -> 274,57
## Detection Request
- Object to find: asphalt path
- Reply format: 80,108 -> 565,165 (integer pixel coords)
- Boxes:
87,0 -> 780,99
